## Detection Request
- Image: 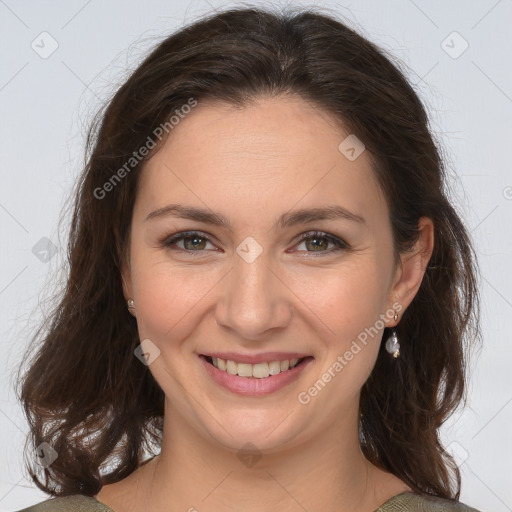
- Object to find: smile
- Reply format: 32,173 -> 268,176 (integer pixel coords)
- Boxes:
199,354 -> 315,396
204,355 -> 304,378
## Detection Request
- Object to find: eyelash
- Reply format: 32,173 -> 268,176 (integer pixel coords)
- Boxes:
161,230 -> 349,256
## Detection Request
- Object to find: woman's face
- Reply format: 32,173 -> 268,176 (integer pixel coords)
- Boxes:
123,95 -> 424,452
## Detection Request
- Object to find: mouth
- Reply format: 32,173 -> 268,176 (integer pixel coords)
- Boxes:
199,353 -> 315,396
199,354 -> 313,379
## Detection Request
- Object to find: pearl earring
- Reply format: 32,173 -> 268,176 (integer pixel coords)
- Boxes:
127,299 -> 135,310
385,312 -> 400,358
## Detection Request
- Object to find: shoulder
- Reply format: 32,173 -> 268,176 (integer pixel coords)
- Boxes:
15,494 -> 114,512
377,491 -> 483,512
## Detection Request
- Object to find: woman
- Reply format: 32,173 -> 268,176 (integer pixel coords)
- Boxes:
16,6 -> 482,512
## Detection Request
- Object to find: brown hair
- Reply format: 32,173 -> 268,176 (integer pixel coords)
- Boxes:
16,5 -> 479,500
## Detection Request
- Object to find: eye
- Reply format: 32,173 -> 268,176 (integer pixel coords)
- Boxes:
293,231 -> 348,255
162,231 -> 217,253
161,230 -> 349,256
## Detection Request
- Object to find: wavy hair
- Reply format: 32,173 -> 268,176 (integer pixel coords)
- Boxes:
16,5 -> 479,500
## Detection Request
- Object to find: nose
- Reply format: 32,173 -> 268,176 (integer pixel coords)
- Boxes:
214,251 -> 293,341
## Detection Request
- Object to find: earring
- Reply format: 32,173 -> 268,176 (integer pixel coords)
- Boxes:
127,299 -> 135,310
385,312 -> 400,358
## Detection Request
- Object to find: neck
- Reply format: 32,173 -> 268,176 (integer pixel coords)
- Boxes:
125,397 -> 404,512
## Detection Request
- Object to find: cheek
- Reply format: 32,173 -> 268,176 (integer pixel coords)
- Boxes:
294,266 -> 389,404
289,258 -> 390,341
130,257 -> 219,344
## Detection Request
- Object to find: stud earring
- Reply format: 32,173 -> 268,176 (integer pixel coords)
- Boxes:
385,312 -> 400,358
127,299 -> 135,310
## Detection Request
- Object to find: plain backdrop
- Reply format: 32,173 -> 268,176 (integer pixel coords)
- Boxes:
1,1 -> 511,511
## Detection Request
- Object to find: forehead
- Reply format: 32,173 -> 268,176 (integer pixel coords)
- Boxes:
136,95 -> 387,226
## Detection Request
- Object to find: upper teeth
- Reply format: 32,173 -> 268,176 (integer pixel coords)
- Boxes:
211,357 -> 301,378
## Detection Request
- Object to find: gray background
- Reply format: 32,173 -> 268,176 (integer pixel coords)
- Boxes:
1,1 -> 511,511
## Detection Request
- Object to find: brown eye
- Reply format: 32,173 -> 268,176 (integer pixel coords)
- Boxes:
304,235 -> 329,251
163,231 -> 216,252
295,231 -> 348,254
182,234 -> 207,250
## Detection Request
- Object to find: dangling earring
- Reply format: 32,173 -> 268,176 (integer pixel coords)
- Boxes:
385,312 -> 400,358
127,299 -> 135,310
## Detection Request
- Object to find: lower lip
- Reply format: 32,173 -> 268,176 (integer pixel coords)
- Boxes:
199,355 -> 314,396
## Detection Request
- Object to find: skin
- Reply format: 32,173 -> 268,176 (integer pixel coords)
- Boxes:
96,95 -> 434,512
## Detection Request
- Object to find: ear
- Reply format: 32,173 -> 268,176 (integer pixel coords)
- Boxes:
389,217 -> 434,320
121,258 -> 136,317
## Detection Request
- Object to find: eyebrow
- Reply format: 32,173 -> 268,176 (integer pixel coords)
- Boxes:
145,203 -> 365,229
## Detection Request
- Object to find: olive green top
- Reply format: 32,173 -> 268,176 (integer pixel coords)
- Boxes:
16,491 -> 482,511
